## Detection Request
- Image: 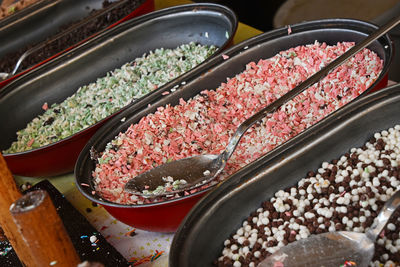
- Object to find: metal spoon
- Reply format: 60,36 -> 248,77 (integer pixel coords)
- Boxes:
0,46 -> 33,80
257,190 -> 400,267
124,14 -> 400,197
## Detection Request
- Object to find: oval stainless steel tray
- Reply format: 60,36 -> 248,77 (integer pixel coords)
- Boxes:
0,0 -> 153,87
170,84 -> 400,266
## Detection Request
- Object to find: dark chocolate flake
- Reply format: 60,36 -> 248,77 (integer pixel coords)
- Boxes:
43,117 -> 54,126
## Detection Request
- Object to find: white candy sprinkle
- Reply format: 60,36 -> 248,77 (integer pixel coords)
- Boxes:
89,235 -> 97,243
387,223 -> 396,231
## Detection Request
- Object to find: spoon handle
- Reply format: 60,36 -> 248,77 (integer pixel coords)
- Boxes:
219,14 -> 400,164
366,190 -> 400,242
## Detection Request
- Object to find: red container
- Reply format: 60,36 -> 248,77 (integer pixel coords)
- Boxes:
75,18 -> 393,232
0,3 -> 238,177
103,191 -> 208,233
4,122 -> 104,177
0,0 -> 155,88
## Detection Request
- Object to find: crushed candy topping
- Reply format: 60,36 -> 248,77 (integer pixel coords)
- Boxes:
4,42 -> 217,153
93,41 -> 383,206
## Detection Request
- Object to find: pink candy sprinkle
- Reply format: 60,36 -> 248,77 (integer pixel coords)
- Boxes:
222,54 -> 229,60
27,138 -> 35,147
93,42 -> 383,205
42,102 -> 48,111
380,230 -> 385,238
287,25 -> 292,35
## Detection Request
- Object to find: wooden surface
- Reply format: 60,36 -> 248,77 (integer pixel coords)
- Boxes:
10,190 -> 81,267
0,154 -> 34,266
1,180 -> 131,266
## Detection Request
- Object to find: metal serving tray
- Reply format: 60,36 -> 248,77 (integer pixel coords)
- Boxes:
0,0 -> 153,87
170,84 -> 400,266
0,0 -> 138,57
0,3 -> 238,176
74,18 -> 392,232
0,0 -> 54,26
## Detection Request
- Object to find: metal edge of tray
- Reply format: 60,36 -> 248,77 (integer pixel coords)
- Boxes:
170,84 -> 400,266
0,0 -> 111,57
0,0 -> 58,28
73,18 -> 392,208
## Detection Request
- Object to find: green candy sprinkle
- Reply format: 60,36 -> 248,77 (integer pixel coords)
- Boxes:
4,42 -> 217,154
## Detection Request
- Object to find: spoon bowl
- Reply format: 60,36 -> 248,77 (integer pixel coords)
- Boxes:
124,154 -> 221,197
258,190 -> 400,267
258,232 -> 373,267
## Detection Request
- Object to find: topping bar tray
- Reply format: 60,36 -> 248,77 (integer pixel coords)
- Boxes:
170,84 -> 400,266
0,0 -> 154,88
75,18 -> 392,232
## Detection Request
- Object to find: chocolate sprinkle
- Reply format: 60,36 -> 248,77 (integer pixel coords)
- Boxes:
217,125 -> 400,267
